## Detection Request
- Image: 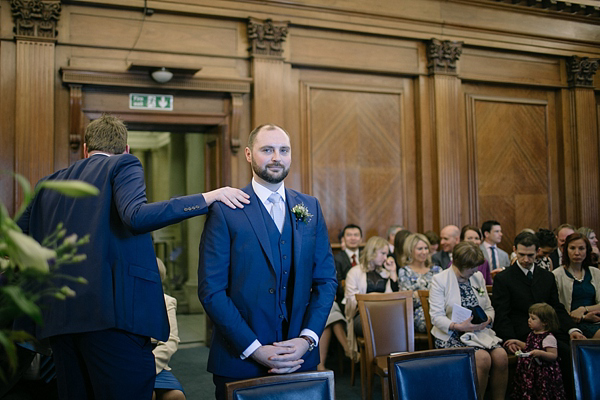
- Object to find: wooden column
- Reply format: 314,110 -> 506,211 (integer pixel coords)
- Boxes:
11,0 -> 60,206
248,18 -> 288,128
426,39 -> 464,228
566,56 -> 600,230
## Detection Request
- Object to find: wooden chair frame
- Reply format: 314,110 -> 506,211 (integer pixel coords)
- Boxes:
417,290 -> 434,350
571,339 -> 600,400
225,370 -> 335,400
356,291 -> 414,400
387,347 -> 478,400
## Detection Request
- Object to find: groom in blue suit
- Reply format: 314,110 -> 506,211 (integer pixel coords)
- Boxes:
18,115 -> 249,400
198,124 -> 337,399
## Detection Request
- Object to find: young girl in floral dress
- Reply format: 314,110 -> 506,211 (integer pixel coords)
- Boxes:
505,303 -> 566,400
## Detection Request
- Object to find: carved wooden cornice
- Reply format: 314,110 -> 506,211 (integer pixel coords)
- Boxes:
490,0 -> 600,19
567,56 -> 599,88
426,39 -> 463,75
247,18 -> 289,58
11,0 -> 61,40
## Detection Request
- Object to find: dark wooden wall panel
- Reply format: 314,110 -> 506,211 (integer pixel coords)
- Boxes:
303,84 -> 406,242
468,95 -> 553,252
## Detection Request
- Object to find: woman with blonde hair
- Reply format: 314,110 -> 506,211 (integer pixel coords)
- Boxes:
398,233 -> 442,333
344,236 -> 398,360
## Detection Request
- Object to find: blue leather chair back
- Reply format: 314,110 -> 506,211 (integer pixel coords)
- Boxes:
572,339 -> 600,400
226,371 -> 334,400
388,348 -> 478,400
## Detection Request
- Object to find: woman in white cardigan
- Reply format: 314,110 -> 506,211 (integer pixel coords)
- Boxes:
430,242 -> 507,400
553,232 -> 600,338
344,236 -> 398,361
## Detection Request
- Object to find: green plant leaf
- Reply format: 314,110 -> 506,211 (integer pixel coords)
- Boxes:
5,230 -> 55,273
37,180 -> 99,197
1,286 -> 43,324
0,330 -> 18,374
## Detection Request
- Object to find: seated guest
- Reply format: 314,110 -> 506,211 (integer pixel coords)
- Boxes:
577,226 -> 600,268
153,258 -> 186,400
480,220 -> 510,276
509,228 -> 536,264
345,236 -> 398,361
334,224 -> 363,306
536,228 -> 558,271
317,303 -> 349,370
397,233 -> 442,333
424,230 -> 441,253
387,224 -> 403,253
493,232 -> 585,398
432,225 -> 460,269
430,242 -> 507,400
393,229 -> 412,267
553,232 -> 600,339
461,225 -> 492,285
549,224 -> 575,271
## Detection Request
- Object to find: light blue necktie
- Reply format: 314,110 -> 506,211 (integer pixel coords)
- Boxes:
491,246 -> 498,270
268,192 -> 284,233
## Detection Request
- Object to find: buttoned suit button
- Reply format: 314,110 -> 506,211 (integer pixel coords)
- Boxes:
269,288 -> 275,294
279,315 -> 284,319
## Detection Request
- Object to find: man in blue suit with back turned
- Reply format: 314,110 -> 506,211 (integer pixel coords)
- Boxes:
198,124 -> 337,399
18,115 -> 249,399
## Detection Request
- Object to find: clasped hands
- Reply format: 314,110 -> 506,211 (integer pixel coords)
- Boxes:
570,306 -> 600,323
250,338 -> 310,374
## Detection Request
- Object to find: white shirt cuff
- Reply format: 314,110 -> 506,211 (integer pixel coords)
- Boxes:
240,339 -> 262,360
568,328 -> 583,336
300,329 -> 319,346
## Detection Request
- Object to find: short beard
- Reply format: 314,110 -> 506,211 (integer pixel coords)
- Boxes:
252,159 -> 289,184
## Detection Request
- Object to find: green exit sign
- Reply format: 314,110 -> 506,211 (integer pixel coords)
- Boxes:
129,93 -> 173,111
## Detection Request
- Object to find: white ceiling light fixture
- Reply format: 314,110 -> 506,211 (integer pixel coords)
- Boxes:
151,67 -> 173,84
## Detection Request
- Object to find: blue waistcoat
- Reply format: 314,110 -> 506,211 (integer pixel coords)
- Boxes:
259,199 -> 293,340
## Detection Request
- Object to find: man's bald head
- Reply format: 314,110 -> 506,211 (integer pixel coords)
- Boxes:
440,225 -> 460,253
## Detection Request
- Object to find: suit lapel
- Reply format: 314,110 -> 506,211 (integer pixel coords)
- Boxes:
241,184 -> 275,270
286,189 -> 304,272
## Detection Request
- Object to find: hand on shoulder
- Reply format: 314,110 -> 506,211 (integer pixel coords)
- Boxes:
204,187 -> 250,209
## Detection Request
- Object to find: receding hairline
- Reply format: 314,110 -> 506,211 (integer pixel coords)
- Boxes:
247,124 -> 290,149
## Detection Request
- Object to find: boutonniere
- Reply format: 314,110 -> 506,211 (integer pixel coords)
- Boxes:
291,203 -> 313,228
473,285 -> 486,296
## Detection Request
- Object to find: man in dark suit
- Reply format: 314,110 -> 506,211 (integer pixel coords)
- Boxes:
492,231 -> 585,397
18,115 -> 249,400
198,124 -> 337,399
549,223 -> 575,269
334,224 -> 362,303
431,225 -> 459,269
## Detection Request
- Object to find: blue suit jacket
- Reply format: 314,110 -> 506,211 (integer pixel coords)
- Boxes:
18,153 -> 208,341
198,184 -> 337,378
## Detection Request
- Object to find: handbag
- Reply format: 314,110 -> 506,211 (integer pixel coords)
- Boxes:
468,305 -> 488,324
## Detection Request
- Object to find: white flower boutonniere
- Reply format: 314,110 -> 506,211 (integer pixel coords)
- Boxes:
473,285 -> 486,297
291,203 -> 313,227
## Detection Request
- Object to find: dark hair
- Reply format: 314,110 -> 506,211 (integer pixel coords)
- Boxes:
84,114 -> 128,154
481,220 -> 501,235
393,229 -> 412,265
562,232 -> 593,268
424,230 -> 440,246
514,232 -> 540,249
247,124 -> 290,149
536,229 -> 557,248
528,303 -> 560,332
452,241 -> 485,271
460,225 -> 482,241
341,224 -> 362,238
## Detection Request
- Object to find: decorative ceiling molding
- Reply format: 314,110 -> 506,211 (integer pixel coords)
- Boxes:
61,68 -> 251,93
248,18 -> 289,58
10,0 -> 61,40
426,39 -> 463,75
489,0 -> 600,18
